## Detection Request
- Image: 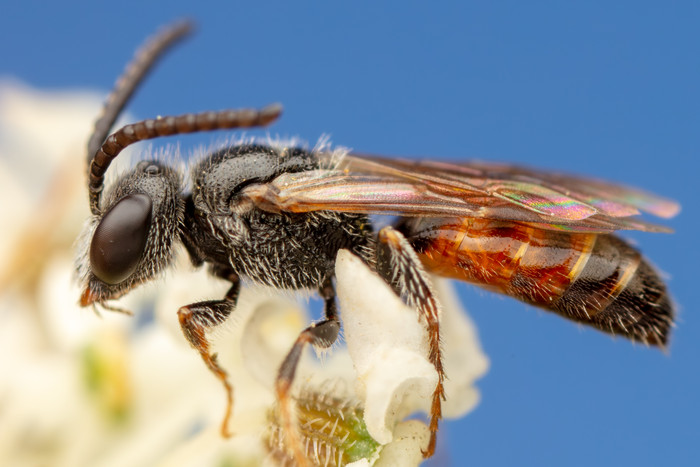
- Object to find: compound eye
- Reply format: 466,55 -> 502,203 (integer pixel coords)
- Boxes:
90,193 -> 153,285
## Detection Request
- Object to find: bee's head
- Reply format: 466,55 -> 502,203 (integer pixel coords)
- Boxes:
76,20 -> 281,307
77,160 -> 183,306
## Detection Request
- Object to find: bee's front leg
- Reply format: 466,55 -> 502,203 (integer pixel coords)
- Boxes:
177,269 -> 240,437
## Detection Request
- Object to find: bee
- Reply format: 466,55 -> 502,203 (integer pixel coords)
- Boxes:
77,20 -> 679,463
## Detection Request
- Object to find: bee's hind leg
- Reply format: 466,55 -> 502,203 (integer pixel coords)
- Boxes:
376,225 -> 445,459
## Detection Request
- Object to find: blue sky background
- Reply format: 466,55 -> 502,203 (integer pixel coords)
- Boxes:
1,1 -> 698,465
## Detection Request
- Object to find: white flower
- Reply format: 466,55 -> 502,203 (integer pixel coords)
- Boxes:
335,250 -> 489,463
0,81 -> 488,466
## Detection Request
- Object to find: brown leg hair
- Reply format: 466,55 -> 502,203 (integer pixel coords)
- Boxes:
376,226 -> 445,458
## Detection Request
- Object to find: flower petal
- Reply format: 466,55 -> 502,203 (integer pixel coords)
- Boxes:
335,250 -> 437,445
433,277 -> 489,418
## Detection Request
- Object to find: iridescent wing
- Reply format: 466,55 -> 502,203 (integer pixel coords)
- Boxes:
242,153 -> 679,233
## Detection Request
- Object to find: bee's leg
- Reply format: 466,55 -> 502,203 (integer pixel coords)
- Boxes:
177,268 -> 240,438
376,226 -> 444,459
275,275 -> 340,466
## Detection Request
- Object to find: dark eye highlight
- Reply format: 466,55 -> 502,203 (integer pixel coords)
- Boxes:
90,193 -> 153,285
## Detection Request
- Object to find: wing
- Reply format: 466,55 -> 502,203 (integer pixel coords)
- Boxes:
242,153 -> 679,233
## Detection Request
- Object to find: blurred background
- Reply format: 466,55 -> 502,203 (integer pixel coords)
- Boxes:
0,1 -> 697,466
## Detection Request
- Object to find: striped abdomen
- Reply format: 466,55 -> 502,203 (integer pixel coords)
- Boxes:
399,218 -> 673,346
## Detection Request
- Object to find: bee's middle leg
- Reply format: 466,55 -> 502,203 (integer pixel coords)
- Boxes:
274,275 -> 340,466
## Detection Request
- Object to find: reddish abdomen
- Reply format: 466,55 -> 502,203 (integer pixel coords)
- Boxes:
400,218 -> 673,346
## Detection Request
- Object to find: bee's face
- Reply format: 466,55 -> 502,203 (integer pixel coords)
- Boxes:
78,161 -> 183,306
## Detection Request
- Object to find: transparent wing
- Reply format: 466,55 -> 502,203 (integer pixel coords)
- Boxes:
242,153 -> 679,233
